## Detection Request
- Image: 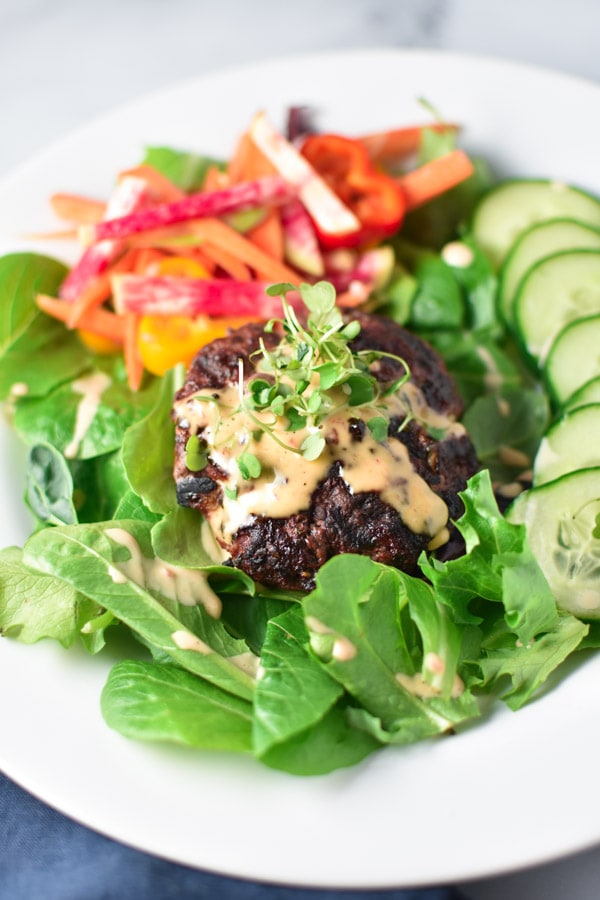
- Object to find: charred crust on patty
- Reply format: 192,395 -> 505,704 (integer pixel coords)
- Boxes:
172,310 -> 479,591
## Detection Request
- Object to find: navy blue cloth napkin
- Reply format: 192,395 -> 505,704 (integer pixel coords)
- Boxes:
0,772 -> 465,900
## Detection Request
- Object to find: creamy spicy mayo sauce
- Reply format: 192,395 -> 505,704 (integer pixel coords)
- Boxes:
173,367 -> 463,549
105,527 -> 222,618
64,371 -> 112,459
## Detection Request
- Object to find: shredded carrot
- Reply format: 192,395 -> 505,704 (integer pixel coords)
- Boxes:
228,131 -> 276,181
124,312 -> 144,391
357,123 -> 459,166
67,247 -> 141,328
118,164 -> 185,202
23,228 -> 79,240
50,193 -> 106,224
189,217 -> 298,283
336,283 -> 373,308
397,149 -> 474,211
203,165 -> 230,192
67,273 -> 113,328
188,247 -> 218,276
226,131 -> 284,258
246,210 -> 284,261
132,247 -> 169,275
37,294 -> 126,343
200,242 -> 252,281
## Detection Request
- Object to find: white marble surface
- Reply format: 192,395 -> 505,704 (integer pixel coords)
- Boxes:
1,1 -> 600,897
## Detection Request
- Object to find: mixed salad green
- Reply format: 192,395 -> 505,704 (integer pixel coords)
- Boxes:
1,124 -> 598,776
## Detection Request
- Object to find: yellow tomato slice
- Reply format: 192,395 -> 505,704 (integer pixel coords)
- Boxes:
138,314 -> 262,375
155,256 -> 209,278
138,255 -> 263,374
77,328 -> 122,355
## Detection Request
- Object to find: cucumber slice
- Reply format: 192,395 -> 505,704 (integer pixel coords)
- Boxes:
533,403 -> 600,486
544,314 -> 600,406
508,467 -> 600,618
514,249 -> 600,364
498,218 -> 600,326
564,375 -> 600,411
472,180 -> 600,271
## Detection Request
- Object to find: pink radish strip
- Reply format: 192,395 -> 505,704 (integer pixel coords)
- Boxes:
280,198 -> 324,277
112,274 -> 302,318
327,246 -> 395,292
249,112 -> 361,242
86,176 -> 295,244
59,176 -> 150,301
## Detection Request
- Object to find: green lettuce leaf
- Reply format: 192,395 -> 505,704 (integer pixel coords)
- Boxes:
101,659 -> 253,752
22,519 -> 255,700
150,505 -> 223,567
253,606 -> 343,757
421,470 -> 560,643
122,366 -> 183,514
142,146 -> 225,192
260,699 -> 380,776
24,442 -> 78,527
475,613 -> 588,709
0,253 -> 89,401
0,545 -> 99,647
408,254 -> 465,330
13,357 -> 161,460
304,555 -> 478,743
462,388 -> 549,482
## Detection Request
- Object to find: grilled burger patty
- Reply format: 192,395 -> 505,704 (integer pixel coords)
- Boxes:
172,311 -> 479,591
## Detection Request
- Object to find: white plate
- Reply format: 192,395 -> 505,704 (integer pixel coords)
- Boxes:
1,49 -> 600,890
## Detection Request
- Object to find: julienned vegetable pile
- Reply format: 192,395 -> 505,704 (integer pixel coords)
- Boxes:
1,109 -> 600,777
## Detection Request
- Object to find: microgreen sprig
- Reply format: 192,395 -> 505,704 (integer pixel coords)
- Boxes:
233,281 -> 411,471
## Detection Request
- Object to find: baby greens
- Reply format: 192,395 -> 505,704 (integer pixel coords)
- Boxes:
0,167 -> 592,776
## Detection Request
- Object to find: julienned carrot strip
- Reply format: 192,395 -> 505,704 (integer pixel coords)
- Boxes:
203,165 -> 230,192
186,247 -> 217,276
131,247 -> 168,275
397,149 -> 474,211
118,164 -> 185,202
336,283 -> 373,308
227,133 -> 284,261
229,131 -> 277,181
67,273 -> 112,327
246,210 -> 284,262
24,228 -> 79,240
124,312 -> 144,391
50,193 -> 106,224
189,217 -> 298,282
357,123 -> 459,165
227,133 -> 247,183
36,294 -> 126,343
67,247 -> 141,328
200,243 -> 252,281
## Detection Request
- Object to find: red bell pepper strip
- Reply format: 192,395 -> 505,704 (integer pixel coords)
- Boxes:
300,133 -> 406,249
